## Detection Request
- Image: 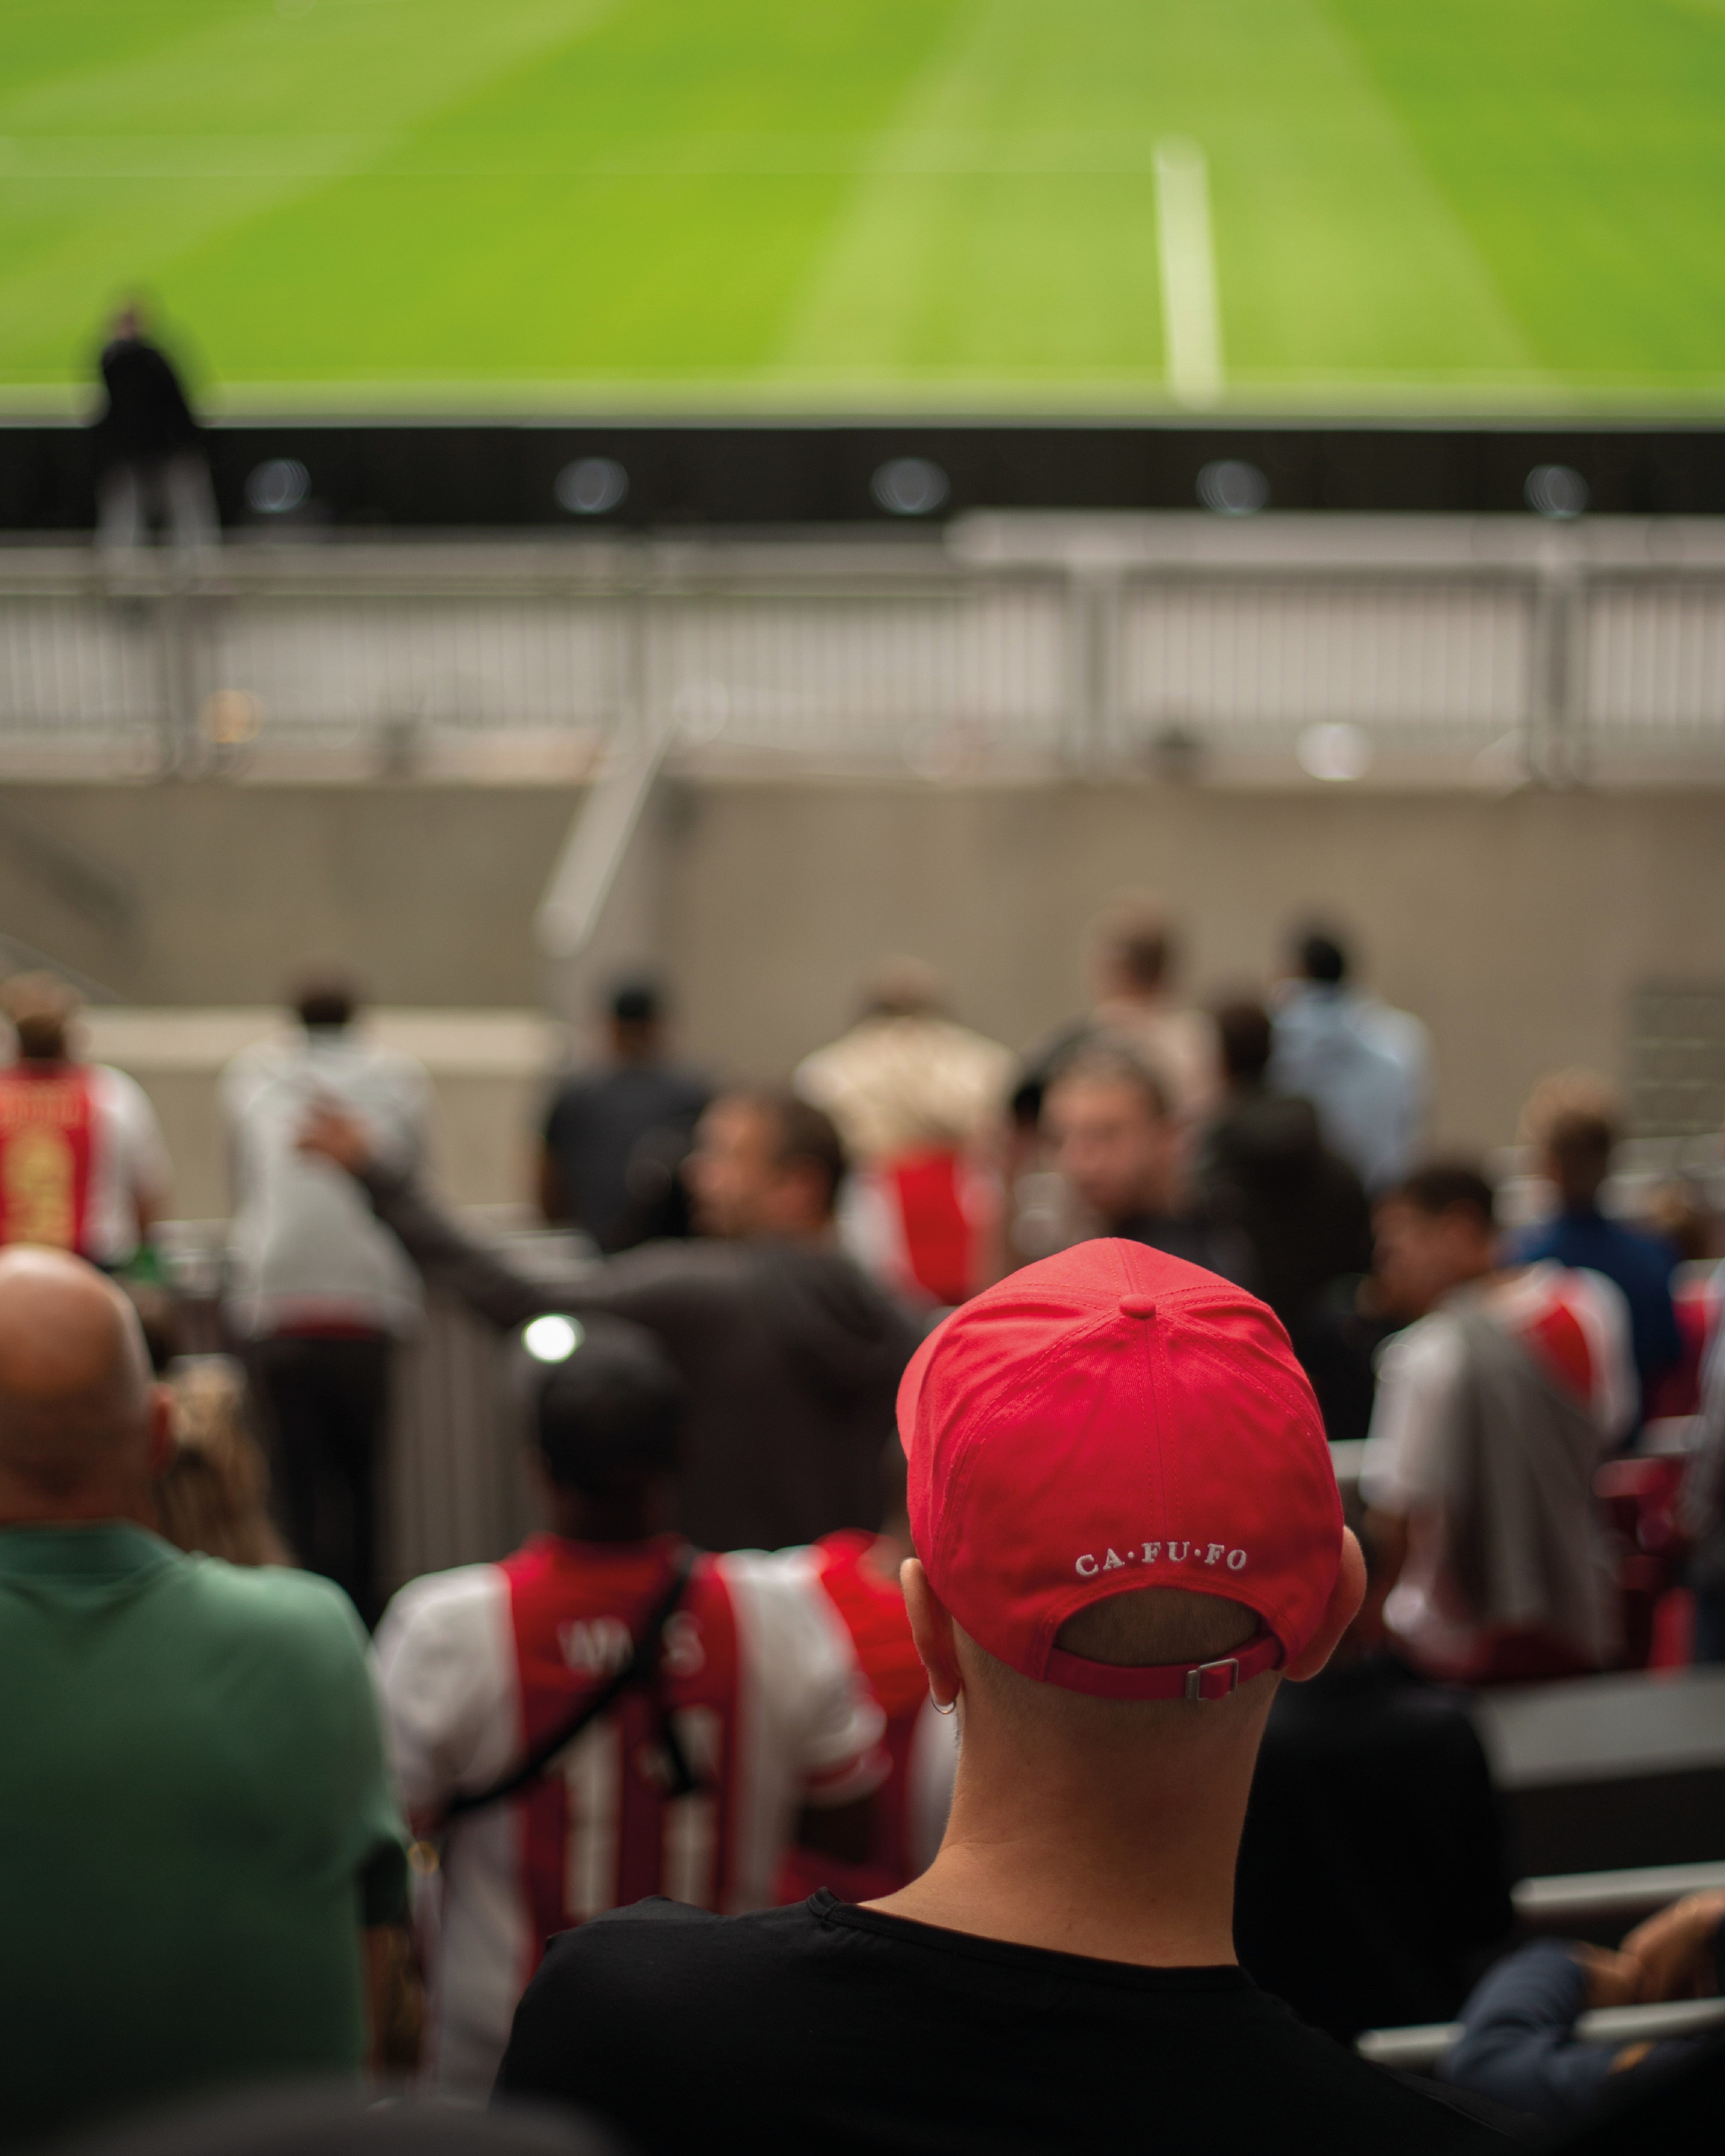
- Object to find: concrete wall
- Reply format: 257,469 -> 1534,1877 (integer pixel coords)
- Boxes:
665,782 -> 1725,1155
0,783 -> 579,1007
2,780 -> 1722,1182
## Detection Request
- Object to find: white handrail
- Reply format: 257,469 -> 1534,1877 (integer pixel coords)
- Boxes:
1358,1995 -> 1725,2070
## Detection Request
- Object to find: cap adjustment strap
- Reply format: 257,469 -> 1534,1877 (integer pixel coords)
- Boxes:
1042,1627 -> 1284,1702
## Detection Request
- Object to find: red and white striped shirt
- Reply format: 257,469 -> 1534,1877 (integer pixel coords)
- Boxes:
772,1532 -> 958,1905
373,1534 -> 884,2091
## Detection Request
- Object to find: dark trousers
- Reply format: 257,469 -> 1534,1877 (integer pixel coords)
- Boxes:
252,1333 -> 392,1626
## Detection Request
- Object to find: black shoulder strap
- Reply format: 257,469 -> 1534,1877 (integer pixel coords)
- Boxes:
443,1543 -> 697,1824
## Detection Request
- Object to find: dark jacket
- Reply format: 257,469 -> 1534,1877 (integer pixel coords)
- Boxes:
95,337 -> 200,465
1198,1085 -> 1373,1320
358,1162 -> 921,1552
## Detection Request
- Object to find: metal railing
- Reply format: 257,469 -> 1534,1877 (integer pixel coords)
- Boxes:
3,515 -> 1725,785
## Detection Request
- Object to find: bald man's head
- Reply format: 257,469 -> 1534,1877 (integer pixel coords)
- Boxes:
0,1248 -> 164,1523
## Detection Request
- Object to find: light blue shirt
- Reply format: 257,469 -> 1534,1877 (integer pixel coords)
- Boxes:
1269,985 -> 1427,1193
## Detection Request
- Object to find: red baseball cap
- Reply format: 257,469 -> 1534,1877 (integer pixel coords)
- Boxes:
899,1239 -> 1343,1702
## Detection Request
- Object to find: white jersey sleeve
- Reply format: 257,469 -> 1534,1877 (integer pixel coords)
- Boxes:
75,1066 -> 174,1266
721,1549 -> 887,1805
371,1565 -> 519,1819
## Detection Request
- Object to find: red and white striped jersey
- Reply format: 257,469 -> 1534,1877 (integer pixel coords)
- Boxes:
772,1531 -> 958,1905
373,1533 -> 885,2091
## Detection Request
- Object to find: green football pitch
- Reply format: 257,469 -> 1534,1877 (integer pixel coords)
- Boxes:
4,0 -> 1725,411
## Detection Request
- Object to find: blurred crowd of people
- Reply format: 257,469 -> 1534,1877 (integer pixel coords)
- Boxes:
2,896 -> 1723,2156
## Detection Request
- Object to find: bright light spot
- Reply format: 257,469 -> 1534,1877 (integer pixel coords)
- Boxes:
1525,465 -> 1588,520
555,458 -> 628,515
1297,722 -> 1373,782
246,459 -> 310,515
1197,460 -> 1268,516
523,1314 -> 583,1363
871,458 -> 949,517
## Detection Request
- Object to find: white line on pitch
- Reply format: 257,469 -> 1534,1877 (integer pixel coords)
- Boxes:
1154,138 -> 1223,409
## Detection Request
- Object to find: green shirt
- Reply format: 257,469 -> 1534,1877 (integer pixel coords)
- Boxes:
0,1525 -> 408,2147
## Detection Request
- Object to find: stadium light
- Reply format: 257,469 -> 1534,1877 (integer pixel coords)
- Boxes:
1525,465 -> 1588,520
245,459 -> 310,515
1197,461 -> 1268,516
872,458 -> 950,517
555,459 -> 629,515
1297,722 -> 1373,782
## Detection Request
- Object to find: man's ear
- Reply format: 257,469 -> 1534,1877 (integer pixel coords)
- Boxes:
901,1558 -> 963,1710
144,1385 -> 175,1479
1284,1527 -> 1367,1683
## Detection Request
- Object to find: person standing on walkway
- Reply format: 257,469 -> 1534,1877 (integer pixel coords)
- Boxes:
222,975 -> 429,1625
92,301 -> 219,564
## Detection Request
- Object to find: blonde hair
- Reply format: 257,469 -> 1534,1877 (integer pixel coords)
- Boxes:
154,1358 -> 290,1569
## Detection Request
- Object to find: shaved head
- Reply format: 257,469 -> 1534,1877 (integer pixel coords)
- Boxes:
0,1248 -> 161,1522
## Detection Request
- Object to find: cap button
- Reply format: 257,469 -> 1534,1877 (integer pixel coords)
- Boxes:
1119,1294 -> 1157,1319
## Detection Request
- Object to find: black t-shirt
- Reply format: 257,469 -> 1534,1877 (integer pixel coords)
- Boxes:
495,1893 -> 1511,2155
1234,1656 -> 1514,2043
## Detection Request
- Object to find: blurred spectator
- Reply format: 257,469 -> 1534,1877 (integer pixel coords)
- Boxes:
1361,1163 -> 1631,1682
372,1313 -> 884,2092
539,979 -> 709,1254
1234,1519 -> 1512,2043
302,1090 -> 920,1552
1199,998 -> 1375,1439
495,1244 -> 1501,2154
1269,928 -> 1428,1192
154,1356 -> 292,1569
1443,1890 -> 1725,2126
222,975 -> 429,1625
796,956 -> 1012,1307
92,301 -> 218,562
1043,1042 -> 1250,1280
773,1442 -> 957,1907
1015,896 -> 1218,1130
1511,1071 -> 1681,1427
0,971 -> 170,1272
0,1247 -> 409,2147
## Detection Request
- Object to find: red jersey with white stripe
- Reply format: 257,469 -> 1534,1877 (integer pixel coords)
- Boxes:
373,1534 -> 884,2091
772,1531 -> 957,1903
0,1062 -> 168,1267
